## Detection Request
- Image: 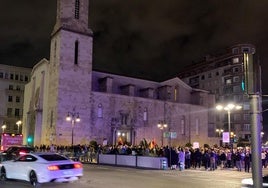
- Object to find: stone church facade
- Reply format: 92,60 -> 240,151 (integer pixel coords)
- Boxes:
22,0 -> 217,148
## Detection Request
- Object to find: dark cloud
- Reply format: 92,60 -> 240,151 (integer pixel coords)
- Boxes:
2,0 -> 268,130
88,0 -> 268,82
1,0 -> 268,83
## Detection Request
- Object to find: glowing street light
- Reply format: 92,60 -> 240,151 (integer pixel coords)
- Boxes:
216,103 -> 242,145
157,121 -> 167,146
16,120 -> 22,134
216,128 -> 224,137
66,110 -> 80,149
2,124 -> 6,133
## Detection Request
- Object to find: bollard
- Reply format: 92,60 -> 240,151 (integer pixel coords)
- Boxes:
161,159 -> 167,170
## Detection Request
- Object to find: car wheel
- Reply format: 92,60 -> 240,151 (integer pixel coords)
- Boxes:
0,167 -> 7,181
29,170 -> 39,187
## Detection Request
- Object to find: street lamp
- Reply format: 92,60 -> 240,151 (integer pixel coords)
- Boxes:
216,103 -> 242,145
2,124 -> 6,133
216,128 -> 224,137
66,110 -> 80,150
231,132 -> 236,141
16,120 -> 22,134
157,121 -> 167,146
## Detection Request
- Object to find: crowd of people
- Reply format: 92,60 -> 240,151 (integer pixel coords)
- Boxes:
163,146 -> 253,172
35,144 -> 98,162
34,143 -> 268,173
97,143 -> 256,172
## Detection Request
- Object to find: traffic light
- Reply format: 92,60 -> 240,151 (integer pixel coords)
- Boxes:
242,53 -> 261,95
27,136 -> 33,144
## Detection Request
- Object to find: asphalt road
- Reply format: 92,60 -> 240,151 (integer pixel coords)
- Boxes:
1,164 -> 266,188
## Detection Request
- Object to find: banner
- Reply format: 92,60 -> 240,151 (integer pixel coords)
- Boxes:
222,132 -> 230,143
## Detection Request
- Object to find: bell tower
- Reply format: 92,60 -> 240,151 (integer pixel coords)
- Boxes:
44,0 -> 93,145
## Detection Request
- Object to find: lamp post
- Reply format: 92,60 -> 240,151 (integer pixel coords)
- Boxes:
216,128 -> 224,137
231,132 -> 237,142
66,110 -> 80,150
2,124 -> 6,133
216,103 -> 242,145
157,121 -> 167,146
16,120 -> 22,134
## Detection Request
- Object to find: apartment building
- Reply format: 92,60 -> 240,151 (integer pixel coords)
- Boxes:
0,64 -> 31,134
178,44 -> 260,146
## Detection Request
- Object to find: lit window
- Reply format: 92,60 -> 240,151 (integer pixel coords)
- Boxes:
226,79 -> 232,84
244,106 -> 250,111
174,88 -> 177,101
233,58 -> 239,63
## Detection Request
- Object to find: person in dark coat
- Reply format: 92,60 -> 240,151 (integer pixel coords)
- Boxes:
244,151 -> 251,173
193,148 -> 202,169
170,147 -> 178,169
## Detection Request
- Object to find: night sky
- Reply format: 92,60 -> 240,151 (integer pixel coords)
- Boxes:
2,1 -> 268,129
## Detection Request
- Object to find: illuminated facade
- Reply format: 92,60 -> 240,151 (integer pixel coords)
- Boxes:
22,0 -> 217,147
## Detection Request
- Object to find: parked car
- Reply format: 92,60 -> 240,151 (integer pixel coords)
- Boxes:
0,152 -> 83,186
1,145 -> 35,161
241,176 -> 268,187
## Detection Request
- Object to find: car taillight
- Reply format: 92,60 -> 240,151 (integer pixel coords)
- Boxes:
19,151 -> 26,155
74,163 -> 82,169
47,165 -> 60,171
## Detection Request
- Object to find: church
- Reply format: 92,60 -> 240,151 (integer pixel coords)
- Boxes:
22,0 -> 216,148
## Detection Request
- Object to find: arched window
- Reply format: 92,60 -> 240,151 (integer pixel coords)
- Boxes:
75,0 -> 80,19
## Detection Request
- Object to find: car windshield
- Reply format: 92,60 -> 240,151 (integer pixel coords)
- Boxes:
39,154 -> 68,161
6,147 -> 18,152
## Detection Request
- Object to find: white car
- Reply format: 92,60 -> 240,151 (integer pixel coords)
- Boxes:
241,175 -> 268,187
0,152 -> 83,187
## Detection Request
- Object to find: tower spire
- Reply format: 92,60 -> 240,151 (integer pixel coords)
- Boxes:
52,0 -> 92,36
